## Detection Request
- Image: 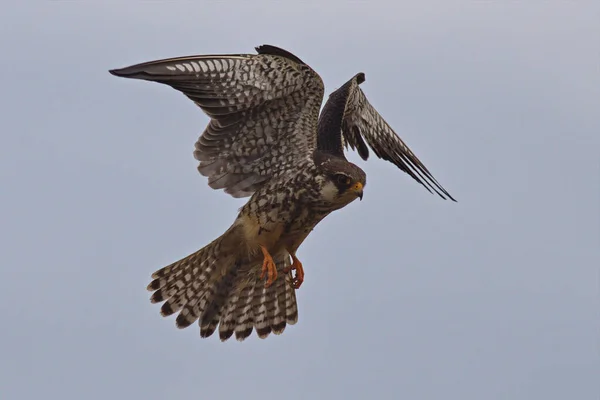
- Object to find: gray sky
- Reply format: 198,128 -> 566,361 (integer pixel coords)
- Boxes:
1,2 -> 598,399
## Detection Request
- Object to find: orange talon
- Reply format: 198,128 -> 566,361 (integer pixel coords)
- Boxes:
259,245 -> 277,288
284,253 -> 304,289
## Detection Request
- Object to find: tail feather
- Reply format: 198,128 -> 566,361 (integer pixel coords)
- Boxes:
175,293 -> 202,329
218,253 -> 296,341
148,239 -> 221,305
147,232 -> 300,341
253,254 -> 296,339
272,278 -> 290,335
233,281 -> 257,340
218,276 -> 248,341
200,266 -> 239,338
284,279 -> 299,325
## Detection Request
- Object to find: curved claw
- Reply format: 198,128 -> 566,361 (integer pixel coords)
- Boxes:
259,245 -> 278,288
283,253 -> 304,289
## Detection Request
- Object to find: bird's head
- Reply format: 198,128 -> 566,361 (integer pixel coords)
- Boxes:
316,155 -> 366,206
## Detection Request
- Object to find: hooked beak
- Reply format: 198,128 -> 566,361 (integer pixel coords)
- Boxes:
352,182 -> 364,201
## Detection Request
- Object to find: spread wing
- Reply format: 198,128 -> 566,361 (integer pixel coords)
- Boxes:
109,45 -> 325,198
317,73 -> 456,201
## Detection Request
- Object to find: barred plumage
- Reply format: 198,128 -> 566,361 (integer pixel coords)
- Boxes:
110,44 -> 454,341
145,226 -> 298,341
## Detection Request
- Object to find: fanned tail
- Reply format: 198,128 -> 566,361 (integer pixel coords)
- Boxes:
147,231 -> 298,341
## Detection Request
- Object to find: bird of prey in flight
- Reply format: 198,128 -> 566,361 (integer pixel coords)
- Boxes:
110,44 -> 455,341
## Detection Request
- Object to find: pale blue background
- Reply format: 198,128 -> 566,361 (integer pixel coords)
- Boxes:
1,2 -> 598,399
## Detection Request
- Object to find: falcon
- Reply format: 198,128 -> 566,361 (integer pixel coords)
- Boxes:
110,44 -> 455,341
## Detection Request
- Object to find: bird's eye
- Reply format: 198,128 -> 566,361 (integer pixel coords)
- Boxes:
336,174 -> 351,186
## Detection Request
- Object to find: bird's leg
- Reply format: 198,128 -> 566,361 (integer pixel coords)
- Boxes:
283,251 -> 304,289
259,245 -> 278,288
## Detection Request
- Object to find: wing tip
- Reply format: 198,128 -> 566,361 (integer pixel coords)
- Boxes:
356,72 -> 366,85
255,44 -> 306,65
108,68 -> 123,77
108,66 -> 143,79
431,183 -> 457,202
437,191 -> 457,202
423,176 -> 457,202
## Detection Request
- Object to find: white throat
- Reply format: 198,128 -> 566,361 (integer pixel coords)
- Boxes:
320,181 -> 339,203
